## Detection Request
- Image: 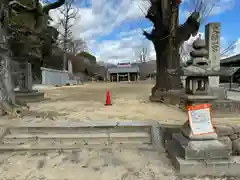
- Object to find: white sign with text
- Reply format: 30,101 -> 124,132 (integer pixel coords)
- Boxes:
187,104 -> 215,135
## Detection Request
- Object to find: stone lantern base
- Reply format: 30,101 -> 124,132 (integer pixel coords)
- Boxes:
15,90 -> 45,103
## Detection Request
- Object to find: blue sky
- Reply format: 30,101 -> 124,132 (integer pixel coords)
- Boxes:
50,0 -> 240,64
198,0 -> 240,42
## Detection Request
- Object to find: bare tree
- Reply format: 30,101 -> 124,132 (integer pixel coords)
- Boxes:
57,0 -> 79,70
134,39 -> 150,63
139,47 -> 148,63
68,38 -> 87,56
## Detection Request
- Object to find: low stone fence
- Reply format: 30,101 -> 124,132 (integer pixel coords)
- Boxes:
41,67 -> 69,86
41,67 -> 82,86
215,124 -> 240,155
220,83 -> 239,89
211,100 -> 240,114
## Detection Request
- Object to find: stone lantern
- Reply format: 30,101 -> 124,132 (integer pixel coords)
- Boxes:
182,38 -> 220,106
185,39 -> 209,96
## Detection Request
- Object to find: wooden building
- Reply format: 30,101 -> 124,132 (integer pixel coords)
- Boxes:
107,63 -> 139,82
220,54 -> 240,84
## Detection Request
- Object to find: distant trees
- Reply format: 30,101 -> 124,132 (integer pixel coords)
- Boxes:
77,51 -> 96,64
41,0 -> 100,77
68,39 -> 87,56
138,47 -> 148,63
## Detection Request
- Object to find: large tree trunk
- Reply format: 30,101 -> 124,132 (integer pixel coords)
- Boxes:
144,0 -> 200,100
151,2 -> 181,95
152,38 -> 181,94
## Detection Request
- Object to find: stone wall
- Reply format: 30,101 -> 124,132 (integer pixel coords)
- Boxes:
215,124 -> 240,155
178,100 -> 240,116
211,100 -> 240,114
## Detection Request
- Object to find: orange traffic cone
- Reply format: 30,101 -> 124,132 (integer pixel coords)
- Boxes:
105,90 -> 112,106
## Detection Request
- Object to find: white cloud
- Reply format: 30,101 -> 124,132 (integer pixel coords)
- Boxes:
209,0 -> 235,15
94,29 -> 151,64
180,0 -> 235,16
47,0 -> 237,64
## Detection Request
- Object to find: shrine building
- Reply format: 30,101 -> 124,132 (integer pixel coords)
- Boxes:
107,63 -> 139,82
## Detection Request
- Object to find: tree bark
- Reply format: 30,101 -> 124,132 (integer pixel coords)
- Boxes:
0,5 -> 17,116
152,36 -> 181,94
149,1 -> 181,95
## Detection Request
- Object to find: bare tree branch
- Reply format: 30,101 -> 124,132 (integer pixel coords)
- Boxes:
67,38 -> 87,55
184,0 -> 220,24
220,40 -> 237,57
143,30 -> 154,41
176,12 -> 200,47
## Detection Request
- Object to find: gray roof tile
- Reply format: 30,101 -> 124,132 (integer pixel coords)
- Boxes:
108,67 -> 139,73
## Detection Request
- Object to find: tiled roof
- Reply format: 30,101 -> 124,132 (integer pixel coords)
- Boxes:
108,67 -> 139,73
221,54 -> 240,64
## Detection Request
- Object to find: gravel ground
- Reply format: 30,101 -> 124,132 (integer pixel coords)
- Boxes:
1,82 -> 240,179
2,82 -> 240,125
3,82 -> 187,124
0,148 -> 235,180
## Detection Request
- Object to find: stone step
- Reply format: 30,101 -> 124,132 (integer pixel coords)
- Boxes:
172,133 -> 230,160
0,121 -> 153,127
0,143 -> 153,152
8,126 -> 151,134
166,140 -> 240,176
2,132 -> 151,145
0,122 -> 159,151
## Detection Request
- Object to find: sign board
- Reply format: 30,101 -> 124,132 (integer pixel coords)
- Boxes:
187,104 -> 214,135
117,62 -> 131,68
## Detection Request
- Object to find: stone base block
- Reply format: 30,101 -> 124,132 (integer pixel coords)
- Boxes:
172,133 -> 230,160
166,140 -> 240,176
228,156 -> 240,176
179,95 -> 217,111
150,124 -> 165,153
15,91 -> 45,103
